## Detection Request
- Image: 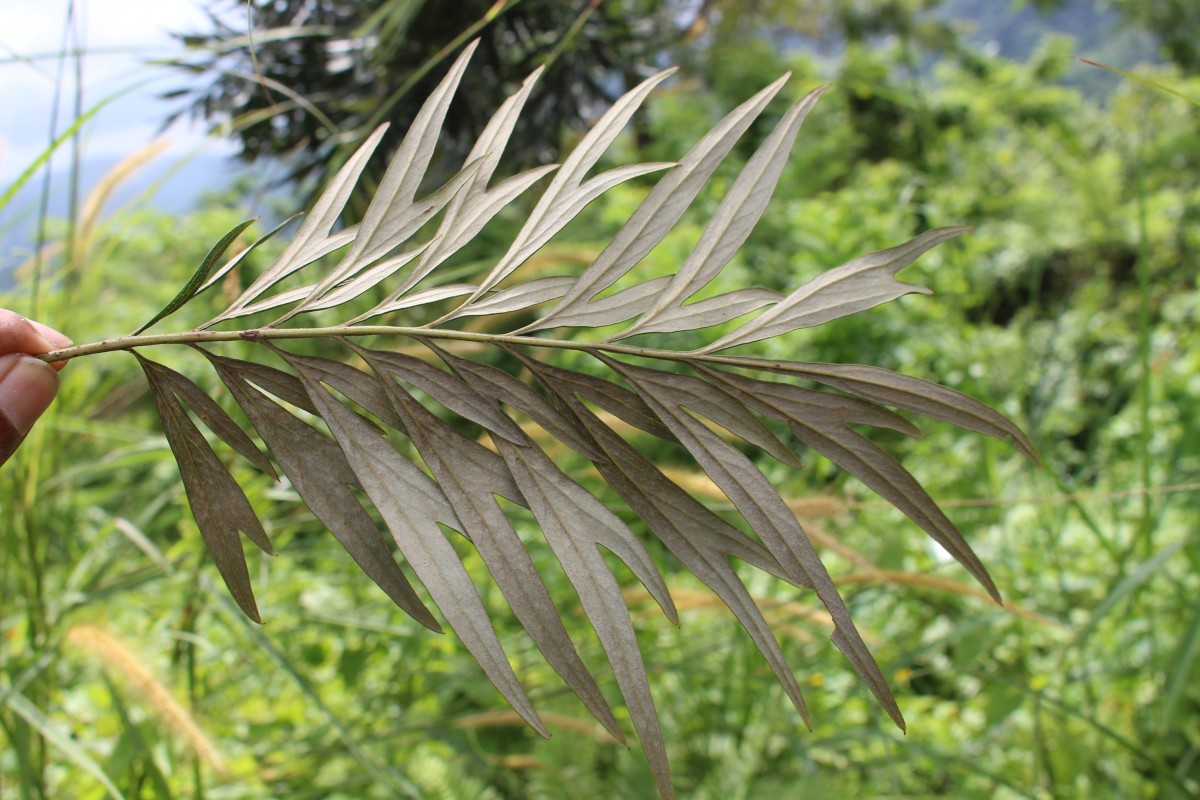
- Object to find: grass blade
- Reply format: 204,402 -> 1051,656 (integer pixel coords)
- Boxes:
5,690 -> 129,800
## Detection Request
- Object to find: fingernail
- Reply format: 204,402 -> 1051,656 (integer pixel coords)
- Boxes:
0,354 -> 61,437
28,319 -> 72,349
25,321 -> 72,371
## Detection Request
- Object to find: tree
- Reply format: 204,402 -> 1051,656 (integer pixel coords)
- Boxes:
167,0 -> 989,208
169,0 -> 678,201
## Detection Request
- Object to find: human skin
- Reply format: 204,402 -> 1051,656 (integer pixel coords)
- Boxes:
0,310 -> 70,465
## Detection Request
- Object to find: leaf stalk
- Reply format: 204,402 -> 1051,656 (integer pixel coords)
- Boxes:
35,326 -> 718,366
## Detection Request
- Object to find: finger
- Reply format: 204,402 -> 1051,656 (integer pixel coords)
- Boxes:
0,310 -> 71,370
29,320 -> 72,370
0,353 -> 61,466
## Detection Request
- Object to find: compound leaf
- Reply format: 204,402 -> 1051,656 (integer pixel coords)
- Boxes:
104,52 -> 1041,799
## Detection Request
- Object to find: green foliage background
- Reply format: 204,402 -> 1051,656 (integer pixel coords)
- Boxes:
2,3 -> 1198,798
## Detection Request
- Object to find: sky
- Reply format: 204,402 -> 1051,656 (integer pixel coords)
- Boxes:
0,0 -> 232,185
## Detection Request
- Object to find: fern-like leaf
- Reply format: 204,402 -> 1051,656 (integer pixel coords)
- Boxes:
45,45 -> 1038,800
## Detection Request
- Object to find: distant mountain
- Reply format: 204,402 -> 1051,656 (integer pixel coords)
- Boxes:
775,0 -> 1161,96
942,0 -> 1161,78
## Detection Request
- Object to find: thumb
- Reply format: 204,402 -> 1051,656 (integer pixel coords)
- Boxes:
0,354 -> 60,466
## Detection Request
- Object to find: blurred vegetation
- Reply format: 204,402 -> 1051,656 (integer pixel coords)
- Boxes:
2,1 -> 1199,798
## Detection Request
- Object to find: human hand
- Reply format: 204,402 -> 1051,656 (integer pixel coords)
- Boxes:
0,310 -> 70,466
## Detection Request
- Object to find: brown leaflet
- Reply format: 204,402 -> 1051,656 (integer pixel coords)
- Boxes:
700,367 -> 1000,601
292,343 -> 523,501
456,350 -> 679,784
604,355 -> 904,732
359,344 -> 526,445
296,368 -> 548,738
612,365 -> 802,468
496,344 -> 675,442
491,433 -> 677,800
138,354 -> 267,623
202,353 -> 317,414
724,358 -> 1040,463
271,347 -> 521,501
428,344 -> 604,461
330,346 -> 625,744
136,354 -> 276,478
205,351 -> 440,632
519,359 -> 785,580
529,366 -> 811,725
262,348 -> 406,432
